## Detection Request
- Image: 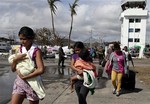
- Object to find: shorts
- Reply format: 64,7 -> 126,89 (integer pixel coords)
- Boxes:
12,76 -> 39,101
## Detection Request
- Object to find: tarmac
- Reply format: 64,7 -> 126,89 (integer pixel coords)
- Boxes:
2,58 -> 150,104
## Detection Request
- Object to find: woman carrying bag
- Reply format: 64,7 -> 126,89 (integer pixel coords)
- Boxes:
105,42 -> 127,96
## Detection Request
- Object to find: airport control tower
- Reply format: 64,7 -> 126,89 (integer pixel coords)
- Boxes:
120,0 -> 149,50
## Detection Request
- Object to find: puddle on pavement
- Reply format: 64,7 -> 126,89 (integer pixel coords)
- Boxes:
45,66 -> 71,75
44,65 -> 109,89
0,70 -> 16,103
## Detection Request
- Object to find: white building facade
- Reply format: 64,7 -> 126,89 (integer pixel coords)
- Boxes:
120,0 -> 149,51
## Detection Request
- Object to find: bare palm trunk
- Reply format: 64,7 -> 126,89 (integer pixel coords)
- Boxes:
51,9 -> 58,45
68,16 -> 73,48
51,10 -> 55,35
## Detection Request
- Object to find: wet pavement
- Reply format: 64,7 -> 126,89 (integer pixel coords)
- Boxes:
0,58 -> 15,104
0,57 -> 108,104
2,57 -> 150,104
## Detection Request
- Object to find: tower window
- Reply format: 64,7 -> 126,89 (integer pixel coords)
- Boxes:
135,28 -> 140,32
134,38 -> 140,42
129,28 -> 134,32
135,19 -> 141,23
129,19 -> 134,23
128,38 -> 133,42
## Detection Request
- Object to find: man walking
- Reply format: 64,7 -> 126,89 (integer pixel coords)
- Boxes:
58,44 -> 65,67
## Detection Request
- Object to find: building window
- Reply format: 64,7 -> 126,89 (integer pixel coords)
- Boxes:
135,28 -> 140,32
129,19 -> 134,23
135,19 -> 141,23
134,38 -> 140,42
129,28 -> 134,32
128,38 -> 133,42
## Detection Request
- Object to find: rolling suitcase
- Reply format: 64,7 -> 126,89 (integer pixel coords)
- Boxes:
121,70 -> 136,90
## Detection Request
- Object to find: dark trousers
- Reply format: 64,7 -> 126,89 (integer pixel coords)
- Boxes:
58,57 -> 64,66
75,83 -> 89,104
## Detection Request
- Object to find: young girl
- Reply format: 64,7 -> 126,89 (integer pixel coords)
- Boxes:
8,49 -> 45,99
9,26 -> 45,104
70,41 -> 94,104
70,49 -> 96,93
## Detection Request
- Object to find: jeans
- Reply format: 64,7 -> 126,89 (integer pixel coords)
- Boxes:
75,81 -> 89,104
111,70 -> 123,92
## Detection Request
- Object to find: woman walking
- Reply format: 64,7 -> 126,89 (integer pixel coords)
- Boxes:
105,42 -> 126,96
9,26 -> 45,104
70,41 -> 93,104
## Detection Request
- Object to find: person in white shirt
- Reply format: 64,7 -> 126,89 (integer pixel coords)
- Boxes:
123,46 -> 134,69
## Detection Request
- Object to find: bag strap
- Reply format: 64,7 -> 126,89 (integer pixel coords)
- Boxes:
26,51 -> 33,63
20,46 -> 32,62
20,46 -> 39,61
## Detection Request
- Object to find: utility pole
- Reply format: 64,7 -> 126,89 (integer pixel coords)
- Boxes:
89,29 -> 92,48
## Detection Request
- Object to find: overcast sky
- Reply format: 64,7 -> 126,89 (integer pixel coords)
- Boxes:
0,0 -> 150,43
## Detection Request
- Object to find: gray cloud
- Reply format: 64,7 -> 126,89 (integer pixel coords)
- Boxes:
0,0 -> 150,43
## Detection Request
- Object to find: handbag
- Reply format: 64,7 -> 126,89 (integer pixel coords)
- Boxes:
104,60 -> 112,75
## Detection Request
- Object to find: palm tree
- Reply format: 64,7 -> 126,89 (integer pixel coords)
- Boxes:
47,0 -> 60,45
68,0 -> 79,48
